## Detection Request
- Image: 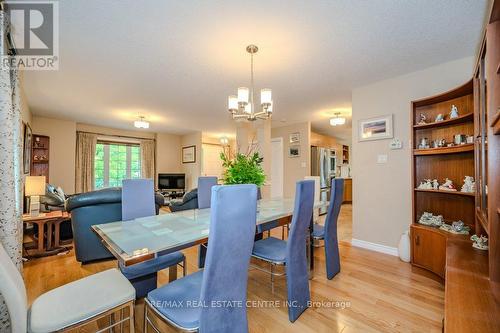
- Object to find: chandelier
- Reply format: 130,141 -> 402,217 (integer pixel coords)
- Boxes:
330,112 -> 346,126
228,45 -> 273,121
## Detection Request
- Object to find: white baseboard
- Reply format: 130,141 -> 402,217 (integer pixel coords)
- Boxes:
351,238 -> 399,257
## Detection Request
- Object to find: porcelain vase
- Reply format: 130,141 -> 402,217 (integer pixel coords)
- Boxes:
398,231 -> 411,262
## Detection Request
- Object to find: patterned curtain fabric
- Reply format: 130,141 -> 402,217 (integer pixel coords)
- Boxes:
140,139 -> 155,180
75,132 -> 97,193
0,10 -> 24,331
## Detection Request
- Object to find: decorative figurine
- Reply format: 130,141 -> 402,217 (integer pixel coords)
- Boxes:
418,212 -> 444,227
418,179 -> 433,190
471,235 -> 488,250
432,179 -> 439,190
432,139 -> 446,148
466,135 -> 474,144
440,220 -> 470,235
461,176 -> 476,193
418,113 -> 427,125
449,105 -> 459,119
439,178 -> 457,191
454,134 -> 466,145
418,137 -> 430,149
435,113 -> 444,122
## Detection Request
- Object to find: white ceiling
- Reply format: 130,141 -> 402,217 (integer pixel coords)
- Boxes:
22,0 -> 488,142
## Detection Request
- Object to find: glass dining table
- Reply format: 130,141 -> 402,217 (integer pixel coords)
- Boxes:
92,198 -> 327,270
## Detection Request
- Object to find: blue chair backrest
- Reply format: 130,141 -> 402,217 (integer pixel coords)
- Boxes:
122,179 -> 156,221
197,176 -> 218,209
199,184 -> 258,332
324,178 -> 344,279
285,180 -> 315,322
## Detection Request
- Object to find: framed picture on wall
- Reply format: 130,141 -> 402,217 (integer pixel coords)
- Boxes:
289,145 -> 300,157
23,123 -> 32,174
289,132 -> 300,144
358,114 -> 393,141
182,145 -> 196,163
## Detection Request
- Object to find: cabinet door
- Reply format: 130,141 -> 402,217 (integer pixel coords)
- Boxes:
411,226 -> 446,278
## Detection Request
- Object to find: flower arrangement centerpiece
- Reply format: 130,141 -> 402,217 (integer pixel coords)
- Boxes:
219,145 -> 266,187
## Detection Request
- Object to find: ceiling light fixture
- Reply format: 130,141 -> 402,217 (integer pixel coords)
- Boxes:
228,44 -> 273,121
134,115 -> 150,129
330,112 -> 346,126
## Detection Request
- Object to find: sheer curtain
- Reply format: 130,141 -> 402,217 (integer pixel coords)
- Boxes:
140,139 -> 155,181
0,10 -> 24,331
75,132 -> 97,193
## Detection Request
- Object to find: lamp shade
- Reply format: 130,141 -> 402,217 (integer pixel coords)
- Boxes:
228,95 -> 238,111
237,87 -> 249,104
25,176 -> 46,196
244,102 -> 252,114
260,89 -> 272,105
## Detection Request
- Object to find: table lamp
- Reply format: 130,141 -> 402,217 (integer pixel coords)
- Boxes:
25,176 -> 46,217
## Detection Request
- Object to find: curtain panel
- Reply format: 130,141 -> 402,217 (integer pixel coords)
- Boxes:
140,139 -> 155,181
75,132 -> 97,193
0,9 -> 24,331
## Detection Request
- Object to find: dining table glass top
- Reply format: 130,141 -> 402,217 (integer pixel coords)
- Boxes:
92,198 -> 326,265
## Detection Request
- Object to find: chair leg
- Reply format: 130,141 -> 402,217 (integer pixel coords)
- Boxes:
129,301 -> 135,333
270,263 -> 275,294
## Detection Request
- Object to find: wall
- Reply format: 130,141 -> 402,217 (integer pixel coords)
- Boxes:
30,117 -> 183,193
271,122 -> 311,198
181,131 -> 202,190
31,116 -> 77,193
351,57 -> 474,249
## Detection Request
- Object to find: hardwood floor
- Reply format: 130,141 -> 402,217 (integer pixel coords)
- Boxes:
23,204 -> 444,332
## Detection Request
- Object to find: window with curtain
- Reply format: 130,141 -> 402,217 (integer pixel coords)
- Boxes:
94,141 -> 141,189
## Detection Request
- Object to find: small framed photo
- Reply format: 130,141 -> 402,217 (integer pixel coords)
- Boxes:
289,145 -> 300,157
182,145 -> 196,163
358,114 -> 393,141
289,132 -> 300,144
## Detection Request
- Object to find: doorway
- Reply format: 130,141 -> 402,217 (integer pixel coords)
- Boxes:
270,137 -> 283,198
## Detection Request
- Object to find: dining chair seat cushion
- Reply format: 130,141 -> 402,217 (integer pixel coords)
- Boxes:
119,251 -> 185,280
29,268 -> 135,333
252,237 -> 287,264
147,270 -> 204,330
312,223 -> 325,239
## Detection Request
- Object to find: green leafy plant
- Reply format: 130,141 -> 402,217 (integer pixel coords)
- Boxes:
220,150 -> 266,187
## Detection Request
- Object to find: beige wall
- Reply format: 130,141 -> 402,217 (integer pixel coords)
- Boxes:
32,116 -> 77,193
351,57 -> 474,248
271,122 -> 311,198
30,117 -> 183,193
181,132 -> 202,190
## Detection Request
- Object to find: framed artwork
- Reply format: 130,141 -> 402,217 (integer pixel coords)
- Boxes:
289,132 -> 300,144
289,145 -> 300,157
358,114 -> 393,141
23,123 -> 32,174
182,145 -> 196,163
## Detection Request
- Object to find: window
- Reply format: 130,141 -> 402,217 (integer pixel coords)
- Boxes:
94,142 -> 141,189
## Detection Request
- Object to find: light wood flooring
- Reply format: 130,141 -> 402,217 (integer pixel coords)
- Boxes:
23,204 -> 445,332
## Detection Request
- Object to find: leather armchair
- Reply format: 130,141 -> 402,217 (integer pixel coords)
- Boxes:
168,188 -> 198,212
66,187 -> 164,264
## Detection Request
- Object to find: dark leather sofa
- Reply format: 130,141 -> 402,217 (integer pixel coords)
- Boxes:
168,188 -> 198,212
66,187 -> 164,264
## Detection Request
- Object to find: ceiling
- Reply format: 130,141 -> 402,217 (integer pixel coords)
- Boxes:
22,0 -> 488,142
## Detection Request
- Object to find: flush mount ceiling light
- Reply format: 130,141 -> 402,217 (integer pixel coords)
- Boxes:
220,136 -> 229,146
227,44 -> 273,121
134,116 -> 150,129
330,112 -> 346,126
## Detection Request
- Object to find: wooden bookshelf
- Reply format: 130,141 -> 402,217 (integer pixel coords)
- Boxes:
410,79 -> 475,279
31,134 -> 50,182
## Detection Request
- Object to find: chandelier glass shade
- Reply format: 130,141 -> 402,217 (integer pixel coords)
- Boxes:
330,113 -> 346,126
228,45 -> 272,121
134,116 -> 150,129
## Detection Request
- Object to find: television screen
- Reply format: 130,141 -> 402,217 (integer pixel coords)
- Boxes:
158,173 -> 185,190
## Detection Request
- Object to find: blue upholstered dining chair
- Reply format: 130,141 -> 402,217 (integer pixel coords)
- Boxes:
197,176 -> 218,268
119,179 -> 186,298
312,178 -> 344,279
251,180 -> 315,322
144,184 -> 258,333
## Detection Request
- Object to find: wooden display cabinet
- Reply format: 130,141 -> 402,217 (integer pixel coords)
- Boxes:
410,80 -> 475,278
31,134 -> 50,182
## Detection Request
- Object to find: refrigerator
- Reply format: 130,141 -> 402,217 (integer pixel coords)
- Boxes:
311,146 -> 336,214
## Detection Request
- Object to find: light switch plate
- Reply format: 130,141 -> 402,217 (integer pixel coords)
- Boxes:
377,154 -> 388,163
